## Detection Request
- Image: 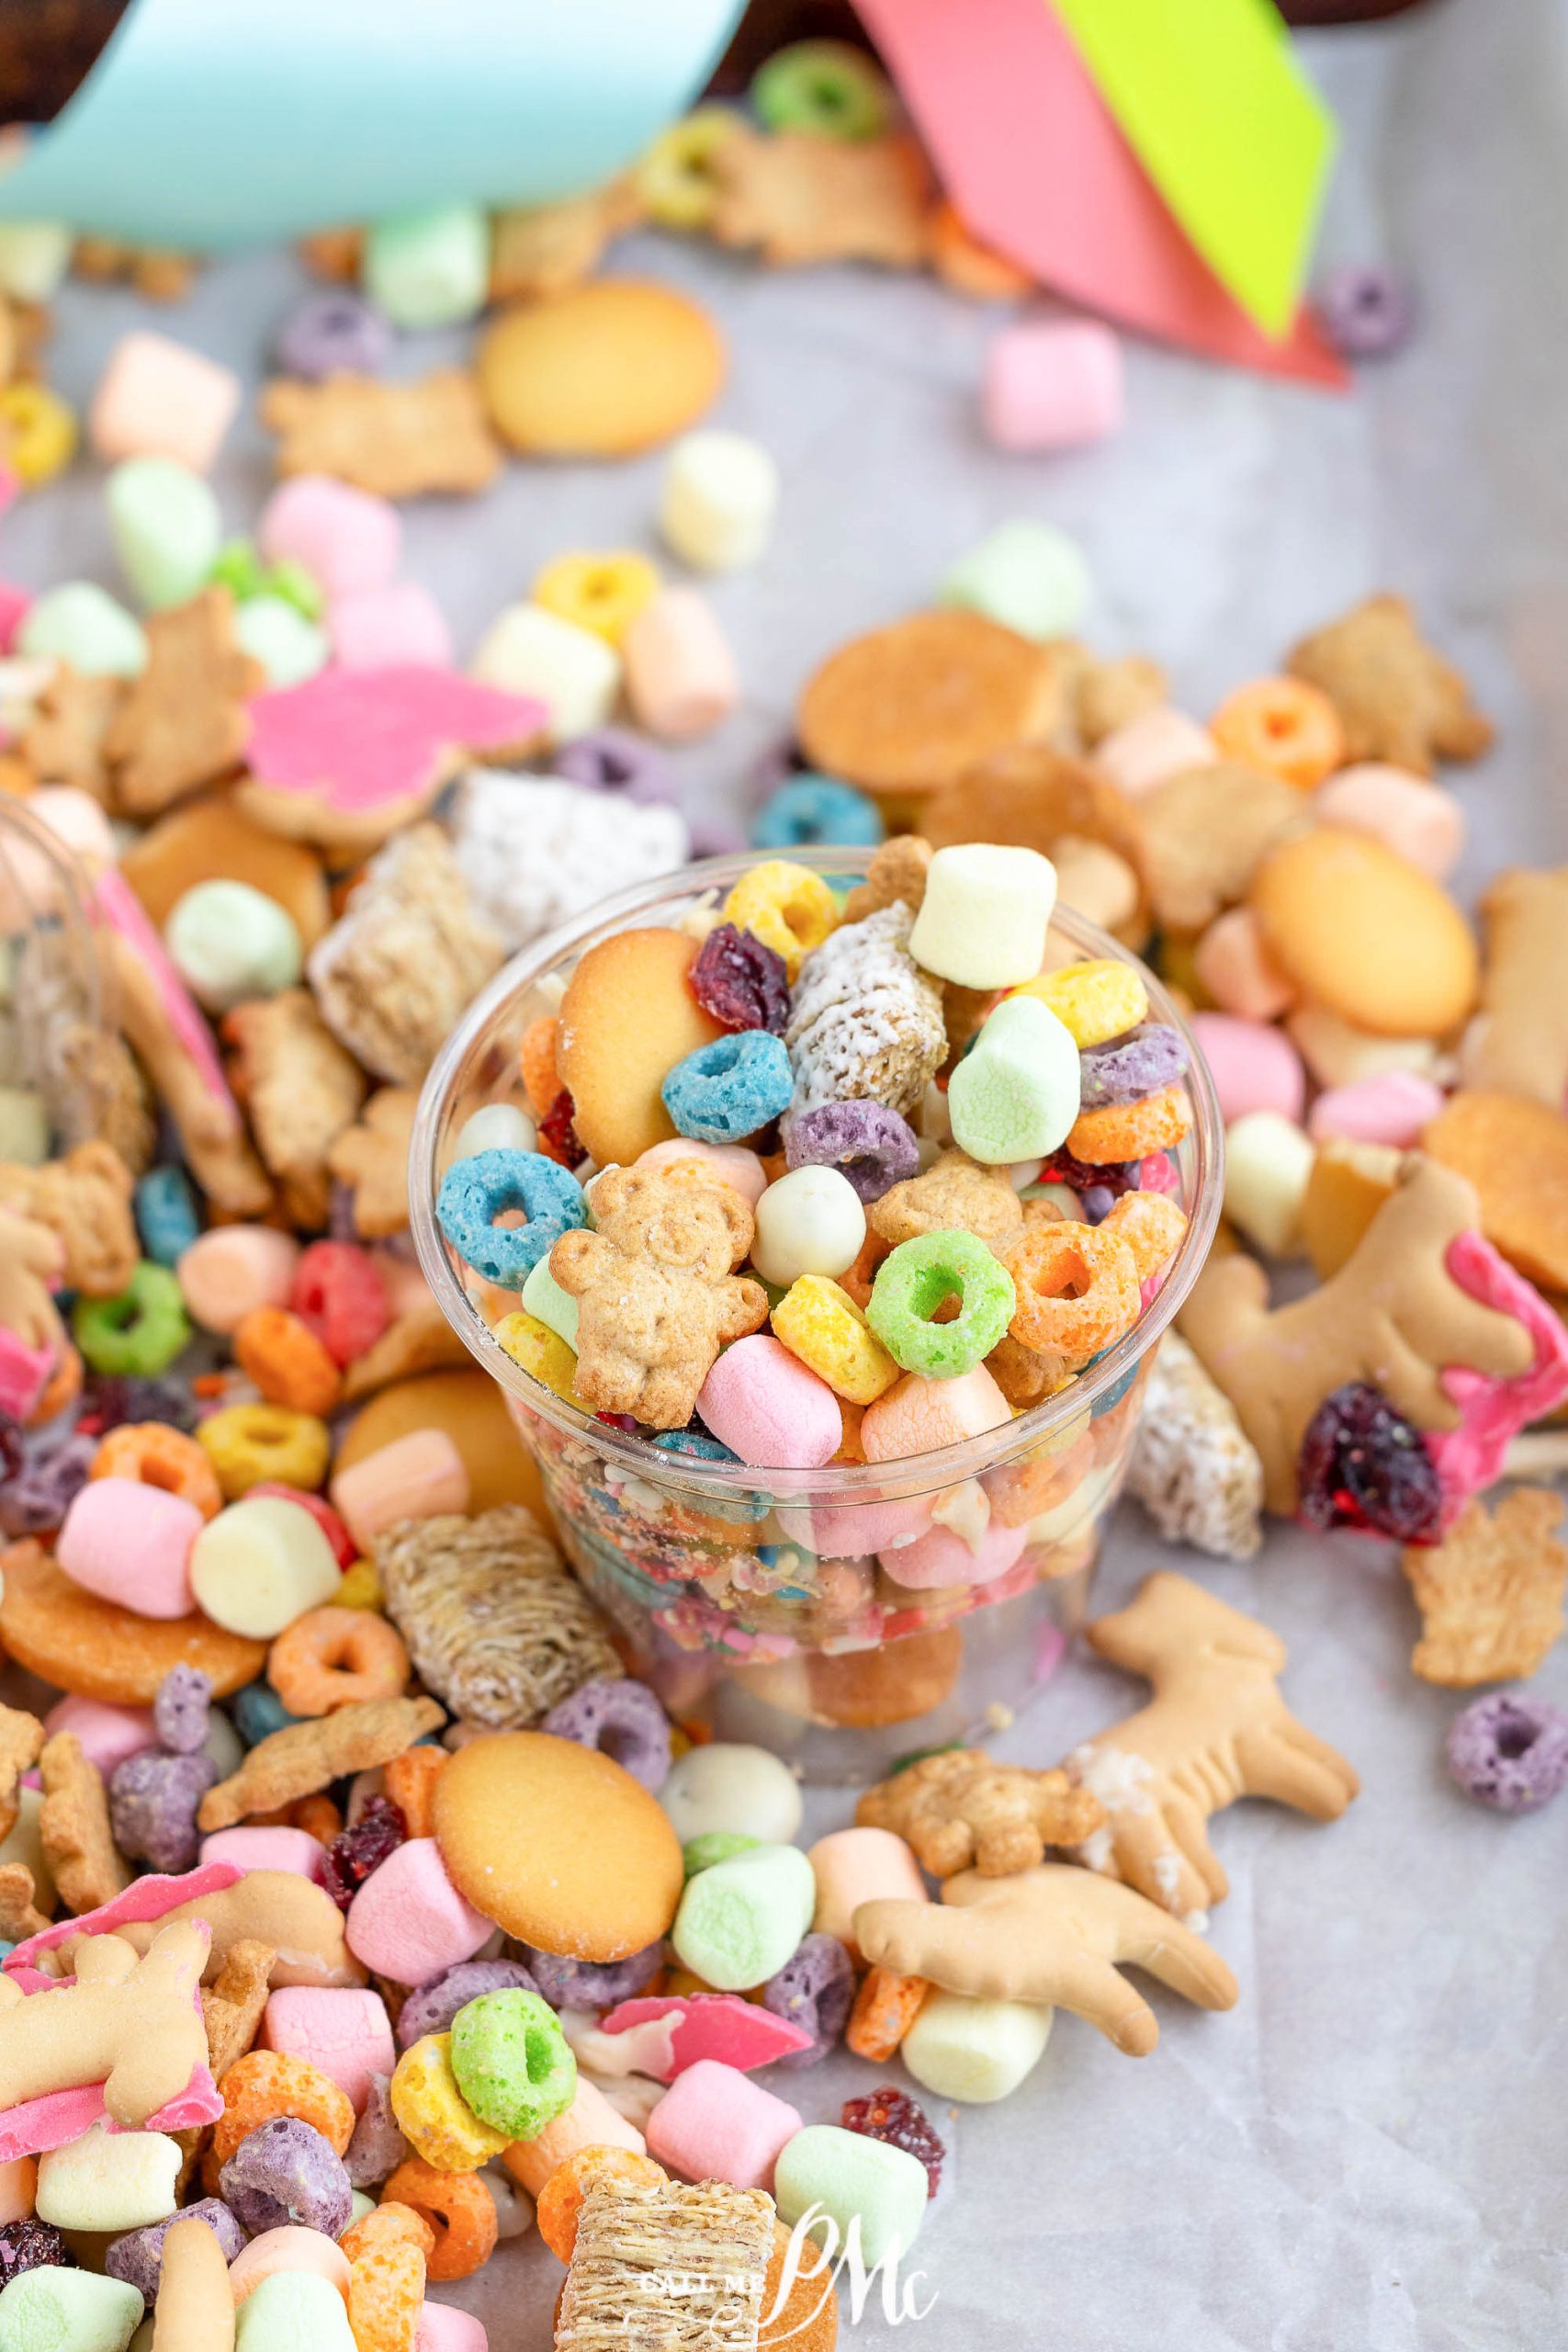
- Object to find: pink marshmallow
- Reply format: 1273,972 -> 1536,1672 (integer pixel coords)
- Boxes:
1190,1012 -> 1305,1126
230,2225 -> 352,2308
417,2302 -> 490,2352
697,1337 -> 841,1470
258,474 -> 401,601
623,587 -> 739,742
774,1494 -> 931,1560
1193,907 -> 1298,1022
860,1365 -> 1010,1463
982,318 -> 1123,452
260,1986 -> 395,2112
345,1837 -> 492,1982
55,1476 -> 201,1620
635,1140 -> 768,1209
201,1827 -> 327,1883
807,1826 -> 927,1963
1307,1070 -> 1447,1149
88,331 -> 241,471
42,1697 -> 156,1781
1314,763 -> 1466,882
1095,706 -> 1217,799
878,1511 -> 1029,1592
329,1429 -> 469,1552
176,1225 -> 300,1336
646,2058 -> 801,2192
329,581 -> 453,672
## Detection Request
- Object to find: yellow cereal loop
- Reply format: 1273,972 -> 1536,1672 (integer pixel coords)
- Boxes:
637,107 -> 742,231
723,861 -> 840,980
0,383 -> 78,486
197,1401 -> 332,1499
390,2034 -> 510,2174
493,1309 -> 585,1408
1014,958 -> 1147,1048
532,549 -> 661,646
334,1559 -> 385,1611
771,1273 -> 899,1405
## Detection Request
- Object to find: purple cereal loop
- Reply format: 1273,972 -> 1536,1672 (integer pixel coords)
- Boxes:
1077,1023 -> 1190,1110
552,727 -> 679,808
0,1431 -> 96,1536
520,1940 -> 665,2014
394,1958 -> 541,2052
108,1747 -> 218,1874
785,1101 -> 919,1204
541,1677 -> 672,1792
344,2073 -> 412,2188
1446,1691 -> 1568,1814
220,2115 -> 354,2238
275,290 -> 394,380
105,2199 -> 246,2301
152,1665 -> 213,1757
761,1932 -> 854,2068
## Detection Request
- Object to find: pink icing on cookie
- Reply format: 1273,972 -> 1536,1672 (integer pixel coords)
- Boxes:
6,1861 -> 241,1974
0,1329 -> 52,1421
94,868 -> 233,1105
1428,1231 -> 1568,1518
599,1994 -> 812,2081
0,2063 -> 221,2163
243,666 -> 546,817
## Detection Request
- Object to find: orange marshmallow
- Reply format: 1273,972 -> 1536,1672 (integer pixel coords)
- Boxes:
328,1429 -> 469,1553
1314,763 -> 1466,882
500,2075 -> 646,2198
622,586 -> 739,741
1094,707 -> 1216,799
807,1826 -> 927,1965
229,2224 -> 353,2307
860,1365 -> 1011,1463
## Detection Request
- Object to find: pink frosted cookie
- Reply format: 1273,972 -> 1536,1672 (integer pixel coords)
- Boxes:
597,1993 -> 812,2080
1430,1231 -> 1568,1517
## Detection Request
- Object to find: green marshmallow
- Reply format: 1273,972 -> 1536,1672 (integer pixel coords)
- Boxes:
165,877 -> 303,1011
682,1829 -> 761,1880
364,203 -> 491,329
940,518 -> 1092,643
521,1251 -> 581,1349
449,1987 -> 576,2141
106,456 -> 222,611
774,2123 -> 930,2269
235,2270 -> 356,2352
235,594 -> 330,688
671,1841 -> 815,1992
17,582 -> 147,677
0,2264 -> 145,2352
947,992 -> 1081,1165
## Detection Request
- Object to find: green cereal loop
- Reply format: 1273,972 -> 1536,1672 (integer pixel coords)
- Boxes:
866,1228 -> 1016,1380
750,40 -> 892,141
449,1988 -> 576,2142
72,1260 -> 191,1377
682,1830 -> 761,1881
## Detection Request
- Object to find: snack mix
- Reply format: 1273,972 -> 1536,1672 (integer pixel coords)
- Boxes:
0,33 -> 1561,2352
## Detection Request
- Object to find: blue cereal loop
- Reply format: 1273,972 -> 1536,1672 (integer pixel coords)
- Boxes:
436,1148 -> 587,1288
750,773 -> 885,851
661,1031 -> 793,1145
134,1166 -> 201,1267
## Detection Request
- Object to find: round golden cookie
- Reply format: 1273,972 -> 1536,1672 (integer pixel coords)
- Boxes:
556,927 -> 724,1169
1421,1091 -> 1568,1292
0,1543 -> 265,1703
117,792 -> 332,947
796,612 -> 1060,803
1250,826 -> 1479,1038
477,280 -> 725,458
432,1731 -> 683,1962
334,1368 -> 549,1522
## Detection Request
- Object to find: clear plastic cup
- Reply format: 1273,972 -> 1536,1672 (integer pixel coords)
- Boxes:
0,795 -> 113,1154
412,852 -> 1223,1781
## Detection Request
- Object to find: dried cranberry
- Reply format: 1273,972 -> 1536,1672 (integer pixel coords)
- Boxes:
1297,1381 -> 1442,1543
321,1793 -> 406,1913
0,2217 -> 73,2287
1036,1149 -> 1137,1197
537,1090 -> 584,1170
690,922 -> 791,1035
840,2086 -> 943,2195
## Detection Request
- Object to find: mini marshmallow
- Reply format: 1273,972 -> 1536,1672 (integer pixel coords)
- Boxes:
235,2269 -> 356,2351
1094,706 -> 1218,798
696,1336 -> 841,1471
345,1837 -> 493,1983
646,2058 -> 802,2191
176,1227 -> 301,1335
940,518 -> 1091,642
258,475 -> 400,601
17,582 -> 146,676
364,203 -> 490,330
660,429 -> 779,571
189,1496 -> 342,1640
417,2303 -> 490,2352
500,2077 -> 645,2198
36,2121 -> 181,2232
202,1827 -> 327,1882
0,2267 -> 144,2351
1314,763 -> 1466,882
469,604 -> 620,741
88,332 -> 242,472
1190,1013 -> 1306,1126
901,1990 -> 1054,2103
1224,1111 -> 1315,1259
106,456 -> 222,612
982,317 -> 1124,453
880,1512 -> 1028,1592
660,1744 -> 804,1848
43,1696 -> 157,1781
774,2123 -> 928,2269
56,1477 -> 202,1621
520,1253 -> 580,1349
329,581 -> 453,672
1193,907 -> 1298,1023
329,1429 -> 470,1552
0,222 -> 73,303
229,2224 -> 353,2308
623,587 -> 739,741
671,1844 -> 816,1993
861,1365 -> 1010,1462
807,1827 -> 925,1964
908,843 -> 1057,989
261,1987 -> 396,2112
1307,1070 -> 1447,1149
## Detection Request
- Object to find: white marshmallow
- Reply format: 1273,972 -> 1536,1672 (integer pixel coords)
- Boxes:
455,1102 -> 537,1160
908,843 -> 1057,989
659,429 -> 779,571
468,604 -> 620,741
36,2121 -> 181,2232
1223,1110 -> 1315,1259
0,222 -> 73,302
901,1991 -> 1054,2103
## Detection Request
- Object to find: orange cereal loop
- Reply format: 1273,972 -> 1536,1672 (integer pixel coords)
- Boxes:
519,1015 -> 562,1118
1065,1083 -> 1192,1167
1210,675 -> 1345,791
339,2198 -> 437,2265
1004,1222 -> 1141,1364
234,1306 -> 344,1418
845,1965 -> 930,2064
382,1745 -> 446,1838
266,1606 -> 410,1717
381,2158 -> 499,2282
292,1792 -> 343,1843
347,2234 -> 425,2352
90,1423 -> 224,1519
214,2048 -> 355,2165
24,1342 -> 80,1429
1098,1189 -> 1188,1281
535,2145 -> 668,2264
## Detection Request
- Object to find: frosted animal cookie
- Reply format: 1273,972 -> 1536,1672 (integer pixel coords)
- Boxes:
1124,1331 -> 1265,1560
1066,1573 -> 1359,1920
449,768 -> 690,952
